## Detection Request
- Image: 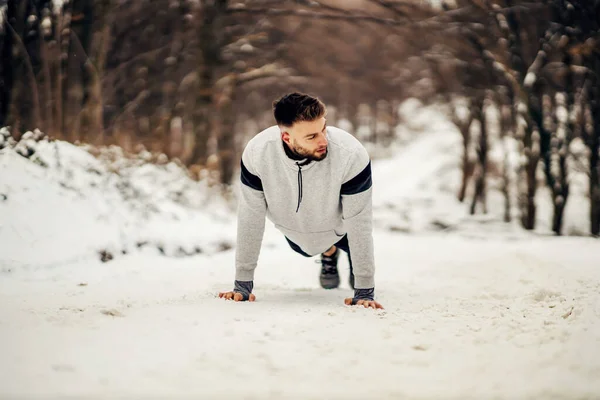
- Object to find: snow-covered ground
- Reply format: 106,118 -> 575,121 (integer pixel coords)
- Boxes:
0,129 -> 237,270
1,108 -> 599,399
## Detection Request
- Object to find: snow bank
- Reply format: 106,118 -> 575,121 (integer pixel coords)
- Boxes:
0,129 -> 236,271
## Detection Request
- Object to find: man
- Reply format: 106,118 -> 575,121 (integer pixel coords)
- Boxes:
219,92 -> 383,309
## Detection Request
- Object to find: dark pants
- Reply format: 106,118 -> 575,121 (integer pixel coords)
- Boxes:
285,234 -> 353,270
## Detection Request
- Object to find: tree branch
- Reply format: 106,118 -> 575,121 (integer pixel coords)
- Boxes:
236,63 -> 296,84
227,8 -> 404,26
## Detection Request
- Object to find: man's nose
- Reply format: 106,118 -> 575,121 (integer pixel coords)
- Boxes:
317,133 -> 328,147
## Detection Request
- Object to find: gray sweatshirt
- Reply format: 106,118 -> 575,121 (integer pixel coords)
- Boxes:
235,125 -> 375,289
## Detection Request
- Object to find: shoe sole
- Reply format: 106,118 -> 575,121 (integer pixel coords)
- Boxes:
320,275 -> 340,289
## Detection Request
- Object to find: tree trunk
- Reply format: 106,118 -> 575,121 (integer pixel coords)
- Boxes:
54,10 -> 70,138
521,79 -> 551,233
63,1 -> 92,142
457,114 -> 472,203
389,99 -> 400,145
6,1 -> 41,136
79,0 -> 107,145
588,53 -> 600,236
514,88 -> 541,231
498,102 -> 513,223
39,23 -> 55,137
470,96 -> 488,215
370,102 -> 377,144
516,98 -> 539,231
350,101 -> 360,137
550,94 -> 571,236
216,75 -> 237,185
0,3 -> 14,128
551,96 -> 569,236
82,59 -> 103,145
532,86 -> 569,236
190,0 -> 227,166
552,200 -> 566,235
379,100 -> 393,146
503,1 -> 538,229
502,138 -> 512,223
521,126 -> 538,230
591,115 -> 600,236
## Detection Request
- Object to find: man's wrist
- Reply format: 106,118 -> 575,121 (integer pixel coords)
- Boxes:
353,287 -> 375,301
233,280 -> 253,300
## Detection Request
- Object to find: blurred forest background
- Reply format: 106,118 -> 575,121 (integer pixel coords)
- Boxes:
0,0 -> 599,236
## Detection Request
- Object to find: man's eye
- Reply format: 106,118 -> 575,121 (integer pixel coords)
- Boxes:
309,135 -> 316,140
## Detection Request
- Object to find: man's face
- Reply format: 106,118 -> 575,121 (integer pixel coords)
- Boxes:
281,117 -> 328,161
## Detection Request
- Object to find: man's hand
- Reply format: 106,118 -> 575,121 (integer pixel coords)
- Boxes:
344,298 -> 384,309
218,291 -> 256,302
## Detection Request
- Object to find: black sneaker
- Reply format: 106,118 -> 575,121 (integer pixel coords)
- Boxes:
319,248 -> 340,289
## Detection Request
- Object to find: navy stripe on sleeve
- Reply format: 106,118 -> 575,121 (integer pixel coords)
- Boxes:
240,160 -> 263,191
341,161 -> 372,195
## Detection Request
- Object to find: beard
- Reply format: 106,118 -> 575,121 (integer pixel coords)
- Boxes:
291,140 -> 328,161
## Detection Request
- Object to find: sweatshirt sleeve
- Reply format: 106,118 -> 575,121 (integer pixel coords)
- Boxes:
235,144 -> 267,282
340,146 -> 375,290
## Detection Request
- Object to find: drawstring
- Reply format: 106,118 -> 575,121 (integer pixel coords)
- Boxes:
295,159 -> 310,212
295,162 -> 303,213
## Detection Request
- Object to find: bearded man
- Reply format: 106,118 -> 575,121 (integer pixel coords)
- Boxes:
219,92 -> 382,309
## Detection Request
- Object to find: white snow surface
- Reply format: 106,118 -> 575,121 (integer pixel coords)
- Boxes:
1,109 -> 599,399
0,140 -> 236,269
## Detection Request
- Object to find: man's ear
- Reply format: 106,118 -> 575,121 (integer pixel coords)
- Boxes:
281,131 -> 291,145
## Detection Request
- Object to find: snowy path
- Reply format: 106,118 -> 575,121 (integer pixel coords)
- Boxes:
1,229 -> 599,400
1,114 -> 598,399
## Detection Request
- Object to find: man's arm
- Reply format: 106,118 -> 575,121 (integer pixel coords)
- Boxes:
340,146 -> 376,302
233,145 -> 267,297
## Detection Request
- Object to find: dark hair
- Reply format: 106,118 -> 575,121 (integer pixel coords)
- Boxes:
272,92 -> 326,127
